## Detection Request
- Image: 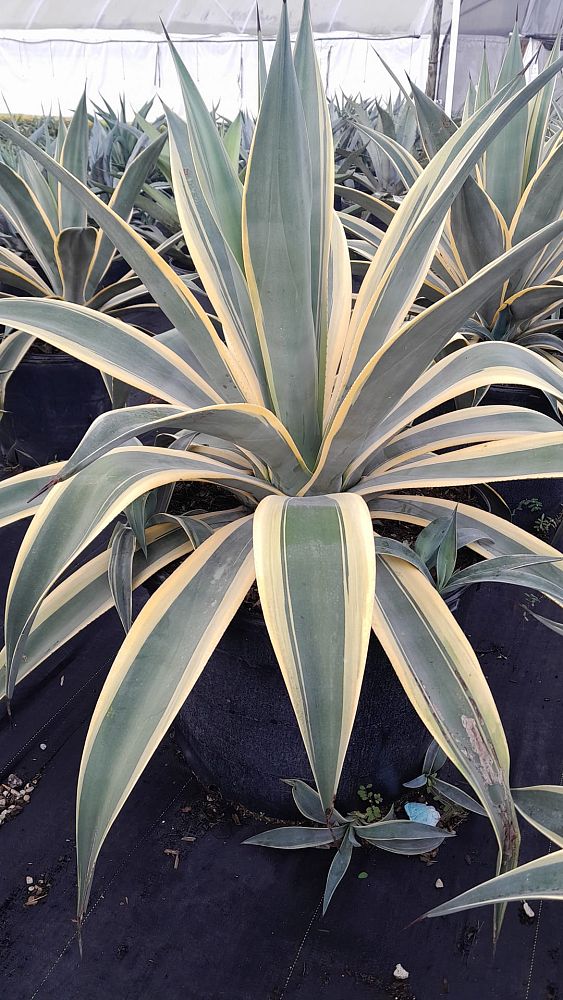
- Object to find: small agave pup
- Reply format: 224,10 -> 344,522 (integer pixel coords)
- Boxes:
1,0 -> 563,941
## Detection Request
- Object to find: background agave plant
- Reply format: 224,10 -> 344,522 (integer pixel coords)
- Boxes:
0,0 -> 562,940
341,26 -> 563,371
331,52 -> 420,203
0,91 -> 168,413
88,95 -> 162,191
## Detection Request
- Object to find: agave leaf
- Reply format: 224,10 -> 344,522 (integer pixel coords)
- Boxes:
294,0 -> 334,408
485,26 -> 527,223
0,522 -> 203,701
444,553 -> 562,594
135,114 -> 171,181
432,777 -> 487,816
462,80 -> 476,123
324,214 -> 354,421
503,284 -> 563,325
372,555 -> 519,939
0,244 -> 51,295
371,48 -> 415,110
59,89 -> 89,229
56,402 -> 310,494
355,433 -> 563,498
148,513 -> 213,550
369,405 -> 562,475
164,28 -> 243,262
107,524 -> 136,633
166,106 -> 268,404
0,462 -> 64,528
403,775 -> 428,789
4,447 -> 280,699
342,340 -> 563,490
373,535 -> 434,584
522,30 -> 562,187
449,180 -> 507,324
282,778 -> 347,825
436,507 -> 458,591
526,609 -> 563,636
354,121 -> 422,188
323,827 -> 355,913
256,4 -> 267,107
423,739 -> 448,775
125,491 -> 150,556
0,163 -> 62,293
243,1 -> 320,465
423,850 -> 563,920
222,112 -> 243,172
0,298 -> 219,409
76,516 -> 254,923
510,141 -> 563,262
356,818 -> 454,854
512,786 -> 563,847
334,184 -> 396,226
54,227 -> 97,304
253,494 -> 375,811
409,82 -> 457,159
0,330 -> 36,412
244,826 -> 341,850
135,187 -> 180,232
85,132 -> 168,297
414,515 -> 453,565
475,46 -> 492,114
16,149 -> 59,231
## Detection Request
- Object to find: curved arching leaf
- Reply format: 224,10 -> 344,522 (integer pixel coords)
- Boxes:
423,850 -> 563,921
4,447 -> 280,698
254,494 -> 375,811
76,516 -> 255,924
372,554 -> 519,939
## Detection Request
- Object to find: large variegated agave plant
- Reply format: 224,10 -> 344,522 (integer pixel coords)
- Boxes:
345,27 -> 563,360
1,1 -> 563,936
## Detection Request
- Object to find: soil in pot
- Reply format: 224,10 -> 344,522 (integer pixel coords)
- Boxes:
0,349 -> 110,469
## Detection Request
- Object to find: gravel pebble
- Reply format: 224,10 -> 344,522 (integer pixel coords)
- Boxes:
393,963 -> 409,980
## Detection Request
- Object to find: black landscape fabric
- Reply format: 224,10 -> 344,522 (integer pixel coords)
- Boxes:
0,515 -> 561,1000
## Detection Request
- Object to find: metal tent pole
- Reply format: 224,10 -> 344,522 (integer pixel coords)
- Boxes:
444,0 -> 462,114
426,0 -> 444,98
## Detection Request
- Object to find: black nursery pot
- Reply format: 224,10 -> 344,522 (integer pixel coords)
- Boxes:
0,351 -> 109,469
482,383 -> 558,419
172,606 -> 430,819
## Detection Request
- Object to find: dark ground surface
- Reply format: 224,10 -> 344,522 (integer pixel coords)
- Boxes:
0,512 -> 562,1000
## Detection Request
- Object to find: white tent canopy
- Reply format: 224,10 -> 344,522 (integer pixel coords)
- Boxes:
2,1 -> 561,36
0,1 -> 561,116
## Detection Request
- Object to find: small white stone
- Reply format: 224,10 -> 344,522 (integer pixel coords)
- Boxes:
523,901 -> 535,918
435,878 -> 444,889
393,963 -> 409,981
27,886 -> 34,893
39,743 -> 47,751
26,876 -> 33,885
